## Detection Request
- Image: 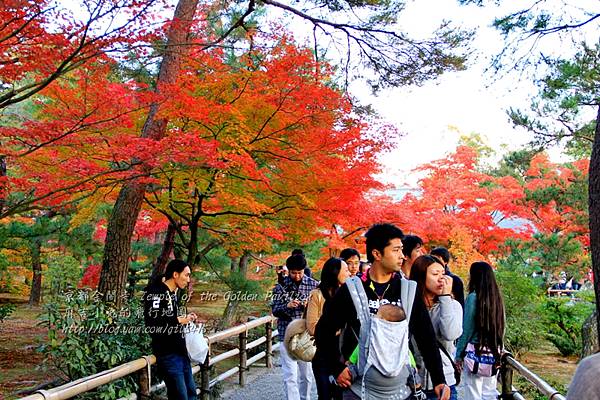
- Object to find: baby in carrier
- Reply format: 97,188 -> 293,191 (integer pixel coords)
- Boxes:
347,303 -> 407,379
377,303 -> 406,322
342,276 -> 419,400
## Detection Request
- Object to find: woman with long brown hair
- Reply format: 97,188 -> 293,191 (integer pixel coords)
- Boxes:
455,261 -> 505,400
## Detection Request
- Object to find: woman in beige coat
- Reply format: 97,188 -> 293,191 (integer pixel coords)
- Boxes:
307,257 -> 350,399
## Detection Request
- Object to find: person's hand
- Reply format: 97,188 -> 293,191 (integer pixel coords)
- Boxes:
184,313 -> 197,324
454,360 -> 462,373
441,275 -> 453,296
434,384 -> 450,400
336,367 -> 352,388
178,313 -> 197,325
287,299 -> 301,308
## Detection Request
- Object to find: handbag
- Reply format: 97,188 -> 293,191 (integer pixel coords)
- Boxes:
283,290 -> 318,362
464,343 -> 498,377
438,341 -> 461,385
185,322 -> 209,364
283,318 -> 316,362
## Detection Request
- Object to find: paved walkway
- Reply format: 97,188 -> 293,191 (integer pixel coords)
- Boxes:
221,354 -> 317,400
220,354 -> 466,400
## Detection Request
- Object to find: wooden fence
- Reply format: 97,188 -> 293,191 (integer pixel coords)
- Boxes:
17,317 -> 571,400
18,315 -> 278,400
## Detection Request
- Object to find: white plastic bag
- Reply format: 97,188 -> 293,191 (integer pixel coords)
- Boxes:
185,322 -> 208,364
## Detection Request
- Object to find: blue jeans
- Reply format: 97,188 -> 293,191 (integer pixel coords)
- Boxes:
425,385 -> 458,400
157,353 -> 197,400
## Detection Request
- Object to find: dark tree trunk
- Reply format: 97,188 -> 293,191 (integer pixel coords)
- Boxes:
219,252 -> 250,329
589,104 -> 600,341
98,183 -> 145,304
0,155 -> 6,214
97,0 -> 199,307
186,222 -> 199,268
230,256 -> 239,271
239,252 -> 249,276
150,222 -> 177,282
28,238 -> 42,306
582,310 -> 599,358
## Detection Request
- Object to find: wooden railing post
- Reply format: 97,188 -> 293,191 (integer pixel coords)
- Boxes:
265,319 -> 273,368
239,330 -> 248,386
200,346 -> 211,400
500,352 -> 515,400
138,356 -> 151,399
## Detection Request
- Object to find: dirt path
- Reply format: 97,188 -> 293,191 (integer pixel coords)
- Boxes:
0,305 -> 58,400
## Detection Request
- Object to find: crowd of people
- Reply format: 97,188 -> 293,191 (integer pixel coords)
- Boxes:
139,222 -> 594,400
271,223 -> 506,400
139,222 -> 510,400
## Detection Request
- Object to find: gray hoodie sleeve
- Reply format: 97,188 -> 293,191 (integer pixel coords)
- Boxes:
435,295 -> 463,341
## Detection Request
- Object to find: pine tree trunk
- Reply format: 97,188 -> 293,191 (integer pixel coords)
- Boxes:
589,104 -> 600,341
28,238 -> 42,306
98,183 -> 145,304
150,222 -> 177,282
97,0 -> 199,307
582,310 -> 599,358
0,155 -> 6,215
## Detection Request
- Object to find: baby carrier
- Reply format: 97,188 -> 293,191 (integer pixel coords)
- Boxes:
346,275 -> 417,400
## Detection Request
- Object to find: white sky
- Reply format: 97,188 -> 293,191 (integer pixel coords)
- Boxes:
360,0 -> 546,187
268,0 -> 555,187
345,0 -> 598,187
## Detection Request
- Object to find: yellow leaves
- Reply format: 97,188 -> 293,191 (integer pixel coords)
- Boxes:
69,187 -> 113,232
0,215 -> 34,226
447,226 -> 486,279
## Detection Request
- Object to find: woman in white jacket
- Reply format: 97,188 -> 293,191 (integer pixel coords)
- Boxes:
410,255 -> 463,400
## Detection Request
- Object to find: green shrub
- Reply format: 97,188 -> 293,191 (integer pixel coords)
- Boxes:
39,290 -> 151,399
46,255 -> 82,297
0,303 -> 15,322
496,269 -> 545,357
0,252 -> 15,294
543,295 -> 594,356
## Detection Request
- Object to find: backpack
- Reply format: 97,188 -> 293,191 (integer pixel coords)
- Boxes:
346,276 -> 416,399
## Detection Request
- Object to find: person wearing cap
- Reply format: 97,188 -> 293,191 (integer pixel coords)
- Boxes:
292,248 -> 313,277
271,253 -> 319,400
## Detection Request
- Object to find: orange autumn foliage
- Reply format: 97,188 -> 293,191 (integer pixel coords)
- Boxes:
399,146 -> 532,255
140,33 -> 396,256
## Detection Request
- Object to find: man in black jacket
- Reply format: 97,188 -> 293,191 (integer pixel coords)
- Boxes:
315,223 -> 450,400
144,259 -> 198,400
